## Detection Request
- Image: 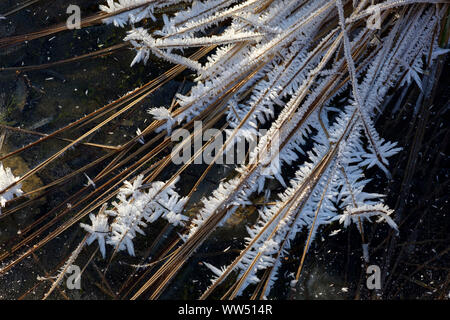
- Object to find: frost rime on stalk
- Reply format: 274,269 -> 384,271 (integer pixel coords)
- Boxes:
97,0 -> 449,298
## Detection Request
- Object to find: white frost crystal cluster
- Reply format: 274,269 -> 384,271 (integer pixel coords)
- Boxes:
0,162 -> 23,213
81,175 -> 187,257
80,208 -> 110,258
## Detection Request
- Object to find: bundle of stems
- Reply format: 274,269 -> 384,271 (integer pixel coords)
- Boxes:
0,0 -> 448,299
